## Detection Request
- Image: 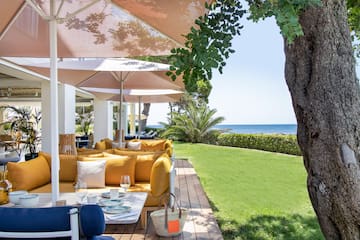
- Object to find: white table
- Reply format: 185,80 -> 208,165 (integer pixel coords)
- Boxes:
6,192 -> 148,225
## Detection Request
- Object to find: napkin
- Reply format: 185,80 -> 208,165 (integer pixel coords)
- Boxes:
105,211 -> 138,221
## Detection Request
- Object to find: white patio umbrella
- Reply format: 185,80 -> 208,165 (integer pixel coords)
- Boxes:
0,0 -> 208,204
82,88 -> 183,137
7,57 -> 184,145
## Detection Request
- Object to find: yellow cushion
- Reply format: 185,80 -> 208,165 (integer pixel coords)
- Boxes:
113,149 -> 165,156
59,154 -> 77,182
103,138 -> 113,149
135,153 -> 162,182
38,151 -> 51,168
139,139 -> 166,151
77,149 -> 103,155
94,141 -> 106,150
30,182 -> 75,193
7,155 -> 51,191
150,154 -> 171,197
77,153 -> 108,161
38,152 -> 77,182
105,155 -> 136,186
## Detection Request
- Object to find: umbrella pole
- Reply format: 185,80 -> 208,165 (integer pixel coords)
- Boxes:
119,74 -> 124,146
50,0 -> 60,204
138,96 -> 141,139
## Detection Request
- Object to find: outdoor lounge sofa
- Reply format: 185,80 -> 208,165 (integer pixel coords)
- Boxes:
92,139 -> 173,157
6,146 -> 174,207
0,205 -> 113,239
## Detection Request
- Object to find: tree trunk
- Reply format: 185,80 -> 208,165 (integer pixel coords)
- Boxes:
284,0 -> 360,238
140,103 -> 150,131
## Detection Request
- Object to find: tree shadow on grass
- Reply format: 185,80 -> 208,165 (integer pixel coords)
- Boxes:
216,214 -> 324,240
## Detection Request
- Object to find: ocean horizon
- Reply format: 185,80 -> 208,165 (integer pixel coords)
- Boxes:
148,124 -> 297,135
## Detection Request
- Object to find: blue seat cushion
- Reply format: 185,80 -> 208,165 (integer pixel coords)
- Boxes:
0,206 -> 73,232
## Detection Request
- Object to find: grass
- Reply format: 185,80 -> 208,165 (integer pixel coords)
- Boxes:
173,142 -> 324,240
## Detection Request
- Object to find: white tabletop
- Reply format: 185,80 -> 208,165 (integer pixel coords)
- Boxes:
4,191 -> 148,225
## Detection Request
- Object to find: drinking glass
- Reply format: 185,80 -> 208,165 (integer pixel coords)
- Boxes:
120,175 -> 131,193
75,181 -> 87,203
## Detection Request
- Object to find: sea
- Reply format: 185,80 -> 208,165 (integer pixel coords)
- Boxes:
148,124 -> 297,135
212,124 -> 297,135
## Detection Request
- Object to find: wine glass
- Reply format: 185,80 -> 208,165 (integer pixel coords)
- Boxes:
120,175 -> 131,193
75,181 -> 87,203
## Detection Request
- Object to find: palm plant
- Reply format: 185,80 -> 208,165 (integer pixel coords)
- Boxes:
161,99 -> 224,143
0,106 -> 41,156
76,111 -> 94,135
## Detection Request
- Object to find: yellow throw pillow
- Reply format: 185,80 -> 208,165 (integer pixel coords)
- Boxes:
150,154 -> 171,197
103,138 -> 113,149
38,152 -> 77,182
59,154 -> 77,182
105,156 -> 136,186
94,141 -> 106,150
135,153 -> 162,182
7,155 -> 51,191
139,139 -> 167,151
38,151 -> 51,168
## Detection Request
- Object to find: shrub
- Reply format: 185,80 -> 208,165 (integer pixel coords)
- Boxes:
217,133 -> 302,156
201,129 -> 223,145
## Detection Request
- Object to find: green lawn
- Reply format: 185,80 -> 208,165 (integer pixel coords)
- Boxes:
174,142 -> 324,240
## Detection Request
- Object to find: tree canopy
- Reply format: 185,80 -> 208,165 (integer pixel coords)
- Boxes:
168,0 -> 359,91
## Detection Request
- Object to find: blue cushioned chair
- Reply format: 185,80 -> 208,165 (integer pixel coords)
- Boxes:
0,205 -> 114,240
79,205 -> 113,240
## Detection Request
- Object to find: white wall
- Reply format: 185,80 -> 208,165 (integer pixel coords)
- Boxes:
93,99 -> 113,143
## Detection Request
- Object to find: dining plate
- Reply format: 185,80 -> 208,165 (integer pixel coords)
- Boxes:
102,205 -> 131,214
101,192 -> 125,199
98,199 -> 123,207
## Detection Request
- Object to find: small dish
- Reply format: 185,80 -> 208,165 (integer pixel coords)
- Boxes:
19,194 -> 39,207
101,191 -> 125,199
99,199 -> 123,207
9,190 -> 28,205
102,205 -> 131,214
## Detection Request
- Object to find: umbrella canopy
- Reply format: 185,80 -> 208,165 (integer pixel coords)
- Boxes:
6,57 -> 183,136
5,57 -> 184,91
0,0 -> 208,204
83,88 -> 184,103
0,0 -> 209,57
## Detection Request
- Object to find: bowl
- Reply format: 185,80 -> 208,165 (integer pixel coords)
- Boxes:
8,191 -> 28,205
19,194 -> 39,207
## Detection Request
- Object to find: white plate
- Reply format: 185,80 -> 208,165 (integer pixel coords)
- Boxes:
102,205 -> 131,214
98,199 -> 123,207
101,192 -> 125,199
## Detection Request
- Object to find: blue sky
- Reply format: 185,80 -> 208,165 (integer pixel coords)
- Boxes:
147,17 -> 360,125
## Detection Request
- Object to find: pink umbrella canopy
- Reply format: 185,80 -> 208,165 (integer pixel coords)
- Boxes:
5,57 -> 184,91
82,88 -> 184,103
0,0 -> 210,58
0,0 -> 209,204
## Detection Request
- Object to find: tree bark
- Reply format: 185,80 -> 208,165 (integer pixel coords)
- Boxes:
284,0 -> 360,238
140,103 -> 150,131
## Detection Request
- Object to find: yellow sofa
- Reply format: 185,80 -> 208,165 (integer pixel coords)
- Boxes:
93,139 -> 173,157
7,150 -> 173,207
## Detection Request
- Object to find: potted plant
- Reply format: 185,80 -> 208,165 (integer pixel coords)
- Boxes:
75,107 -> 93,148
0,106 -> 41,160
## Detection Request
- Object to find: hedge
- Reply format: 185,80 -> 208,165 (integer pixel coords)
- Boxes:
217,133 -> 302,156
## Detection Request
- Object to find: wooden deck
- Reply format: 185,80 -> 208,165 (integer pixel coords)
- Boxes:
104,159 -> 223,240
